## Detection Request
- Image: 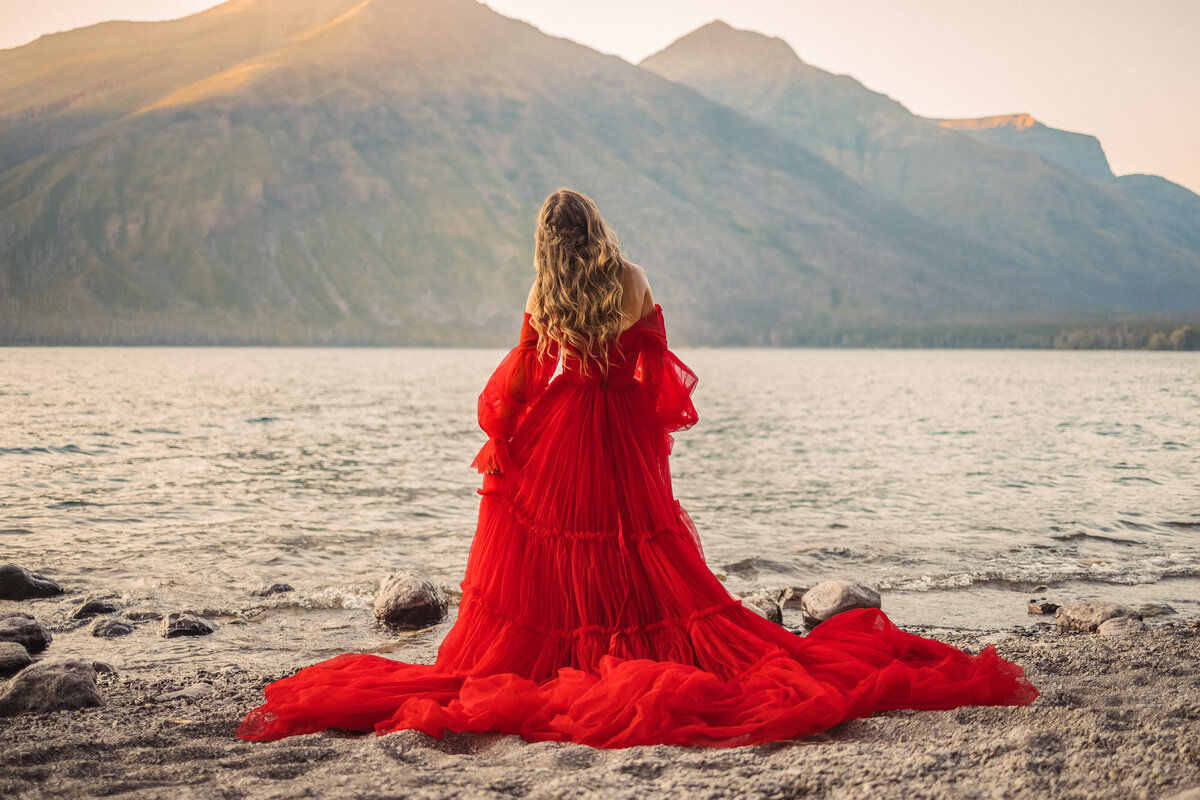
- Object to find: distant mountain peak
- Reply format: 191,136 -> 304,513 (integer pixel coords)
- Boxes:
642,19 -> 804,75
939,114 -> 1039,132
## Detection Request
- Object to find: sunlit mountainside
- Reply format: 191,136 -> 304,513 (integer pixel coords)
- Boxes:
1,1 -> 1197,345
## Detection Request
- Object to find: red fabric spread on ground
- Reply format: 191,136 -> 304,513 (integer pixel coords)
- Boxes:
237,305 -> 1039,747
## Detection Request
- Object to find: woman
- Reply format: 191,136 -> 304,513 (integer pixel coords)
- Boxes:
238,188 -> 1038,747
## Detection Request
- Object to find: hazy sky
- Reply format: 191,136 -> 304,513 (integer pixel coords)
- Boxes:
3,0 -> 1198,193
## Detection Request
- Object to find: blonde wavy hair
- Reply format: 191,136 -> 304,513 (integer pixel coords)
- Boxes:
529,188 -> 626,373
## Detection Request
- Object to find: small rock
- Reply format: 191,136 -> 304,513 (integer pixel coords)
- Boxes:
1054,601 -> 1142,632
72,598 -> 120,620
88,618 -> 134,638
1097,617 -> 1147,636
0,641 -> 32,675
777,586 -> 809,609
125,609 -> 162,621
1161,788 -> 1200,800
0,563 -> 63,600
249,583 -> 294,597
0,613 -> 52,653
0,660 -> 104,716
1027,598 -> 1059,615
91,662 -> 118,675
800,580 -> 881,625
373,571 -> 448,629
1030,585 -> 1049,594
159,613 -> 215,638
153,683 -> 214,703
741,594 -> 784,625
1136,602 -> 1176,618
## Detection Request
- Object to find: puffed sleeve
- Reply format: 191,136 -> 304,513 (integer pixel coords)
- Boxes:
470,314 -> 560,474
630,306 -> 699,436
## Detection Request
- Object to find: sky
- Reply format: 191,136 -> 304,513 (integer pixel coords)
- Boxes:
3,0 -> 1198,193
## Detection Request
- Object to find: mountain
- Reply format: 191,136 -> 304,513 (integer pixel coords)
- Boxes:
0,0 -> 1039,345
0,4 -> 1196,346
937,114 -> 1113,181
935,113 -> 1200,258
641,22 -> 1200,317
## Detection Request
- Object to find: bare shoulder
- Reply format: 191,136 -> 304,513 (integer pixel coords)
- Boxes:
524,281 -> 537,315
620,262 -> 654,326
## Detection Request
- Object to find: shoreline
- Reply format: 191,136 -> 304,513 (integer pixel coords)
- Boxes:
1,616 -> 1197,799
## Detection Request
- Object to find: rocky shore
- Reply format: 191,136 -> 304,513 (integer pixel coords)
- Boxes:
2,562 -> 1198,799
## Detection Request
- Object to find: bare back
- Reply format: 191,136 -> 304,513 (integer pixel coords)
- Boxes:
525,261 -> 654,333
618,262 -> 654,332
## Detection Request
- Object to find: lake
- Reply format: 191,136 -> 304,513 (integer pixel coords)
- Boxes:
2,347 -> 1197,676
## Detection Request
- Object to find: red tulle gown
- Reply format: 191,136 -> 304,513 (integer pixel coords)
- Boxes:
237,306 -> 1038,747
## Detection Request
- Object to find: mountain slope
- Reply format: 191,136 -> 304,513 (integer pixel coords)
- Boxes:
1,4 -> 1197,345
641,22 -> 1200,315
0,0 -> 1047,345
936,114 -> 1114,181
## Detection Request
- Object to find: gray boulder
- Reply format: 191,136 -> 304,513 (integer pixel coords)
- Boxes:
159,613 -> 215,638
0,613 -> 52,653
741,594 -> 784,625
0,660 -> 104,716
1054,601 -> 1142,632
88,618 -> 134,638
1097,617 -> 1147,636
800,580 -> 881,625
0,641 -> 32,675
0,563 -> 63,600
374,571 -> 448,629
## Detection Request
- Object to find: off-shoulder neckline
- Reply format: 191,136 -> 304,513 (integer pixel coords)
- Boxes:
619,303 -> 664,337
521,304 -> 663,338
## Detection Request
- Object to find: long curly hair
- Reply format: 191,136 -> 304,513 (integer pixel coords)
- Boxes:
529,188 -> 627,373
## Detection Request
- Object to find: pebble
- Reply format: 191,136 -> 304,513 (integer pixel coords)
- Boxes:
0,659 -> 104,716
1027,598 -> 1059,615
250,583 -> 294,597
741,595 -> 784,624
800,580 -> 881,625
153,683 -> 215,703
0,641 -> 32,675
1097,617 -> 1147,636
1054,601 -> 1142,632
125,609 -> 163,621
88,618 -> 134,638
0,613 -> 52,653
91,662 -> 118,675
72,598 -> 120,620
1137,602 -> 1176,618
159,613 -> 216,638
0,563 -> 63,600
777,586 -> 808,610
373,571 -> 448,629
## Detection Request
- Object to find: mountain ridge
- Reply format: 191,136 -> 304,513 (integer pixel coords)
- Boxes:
1,2 -> 1197,345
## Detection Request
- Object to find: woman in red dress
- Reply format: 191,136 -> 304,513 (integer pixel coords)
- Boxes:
237,188 -> 1038,748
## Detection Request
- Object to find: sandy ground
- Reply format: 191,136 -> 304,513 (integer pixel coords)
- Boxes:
1,622 -> 1197,800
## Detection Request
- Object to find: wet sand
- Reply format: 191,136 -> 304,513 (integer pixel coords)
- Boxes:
2,621 -> 1197,800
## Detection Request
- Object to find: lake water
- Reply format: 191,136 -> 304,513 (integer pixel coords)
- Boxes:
2,347 -> 1198,677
